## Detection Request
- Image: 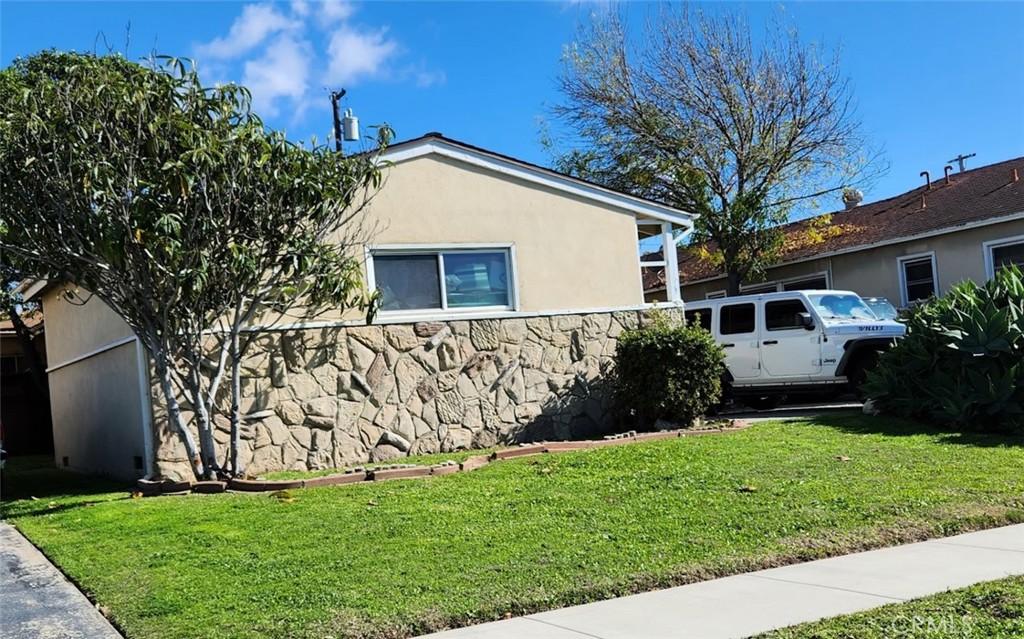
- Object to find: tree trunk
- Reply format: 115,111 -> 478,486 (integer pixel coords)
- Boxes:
2,303 -> 49,400
154,357 -> 205,480
229,329 -> 242,476
190,368 -> 219,480
726,270 -> 743,297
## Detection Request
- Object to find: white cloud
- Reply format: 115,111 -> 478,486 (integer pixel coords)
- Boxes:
320,0 -> 356,25
196,4 -> 300,60
193,2 -> 439,125
324,26 -> 398,85
242,35 -> 312,118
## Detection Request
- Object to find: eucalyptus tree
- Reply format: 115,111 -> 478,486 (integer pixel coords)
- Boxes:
551,4 -> 883,294
0,51 -> 388,479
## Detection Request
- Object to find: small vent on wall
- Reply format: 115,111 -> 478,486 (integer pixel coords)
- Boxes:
62,456 -> 69,468
133,456 -> 144,471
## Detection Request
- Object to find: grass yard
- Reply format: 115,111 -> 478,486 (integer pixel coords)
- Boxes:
3,414 -> 1024,639
756,575 -> 1024,638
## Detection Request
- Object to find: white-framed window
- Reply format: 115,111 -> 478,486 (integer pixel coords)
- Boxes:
983,235 -> 1024,279
705,290 -> 727,299
897,252 -> 938,306
367,244 -> 517,315
739,271 -> 830,294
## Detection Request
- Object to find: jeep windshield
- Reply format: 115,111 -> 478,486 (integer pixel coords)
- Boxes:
808,293 -> 877,322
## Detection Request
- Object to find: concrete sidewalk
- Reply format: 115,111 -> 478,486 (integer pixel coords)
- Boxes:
419,524 -> 1024,639
0,522 -> 122,639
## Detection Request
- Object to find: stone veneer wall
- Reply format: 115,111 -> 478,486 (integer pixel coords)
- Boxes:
151,309 -> 673,479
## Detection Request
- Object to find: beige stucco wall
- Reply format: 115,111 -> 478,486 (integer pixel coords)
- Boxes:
42,288 -> 135,366
306,154 -> 645,323
675,218 -> 1024,303
48,340 -> 146,479
41,288 -> 146,479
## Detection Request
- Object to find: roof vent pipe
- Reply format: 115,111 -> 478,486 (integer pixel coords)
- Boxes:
1014,168 -> 1020,183
920,171 -> 931,190
920,194 -> 927,209
944,165 -> 953,185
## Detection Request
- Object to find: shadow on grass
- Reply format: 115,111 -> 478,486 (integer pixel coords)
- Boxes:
799,413 -> 1024,448
1,455 -> 132,518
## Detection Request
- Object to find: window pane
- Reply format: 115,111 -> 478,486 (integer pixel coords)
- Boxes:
783,276 -> 827,291
742,283 -> 777,294
993,242 -> 1024,272
765,300 -> 809,330
902,257 -> 935,301
375,255 -> 441,311
443,252 -> 510,308
720,303 -> 755,335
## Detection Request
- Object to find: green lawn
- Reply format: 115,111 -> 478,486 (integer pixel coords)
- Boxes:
756,575 -> 1024,638
3,414 -> 1023,639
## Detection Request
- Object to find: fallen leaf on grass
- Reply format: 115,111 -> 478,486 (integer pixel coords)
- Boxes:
837,456 -> 852,462
738,486 -> 758,493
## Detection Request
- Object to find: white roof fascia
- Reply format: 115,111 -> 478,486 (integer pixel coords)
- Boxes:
13,278 -> 49,301
381,139 -> 696,229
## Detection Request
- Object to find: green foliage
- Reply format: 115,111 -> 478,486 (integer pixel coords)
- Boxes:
865,266 -> 1024,433
6,417 -> 1024,638
0,50 -> 389,477
612,311 -> 725,425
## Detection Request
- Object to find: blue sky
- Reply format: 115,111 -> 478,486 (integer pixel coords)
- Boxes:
2,1 -> 1023,211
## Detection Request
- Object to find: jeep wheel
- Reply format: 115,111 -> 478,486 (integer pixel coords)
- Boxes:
847,350 -> 880,400
740,395 -> 785,411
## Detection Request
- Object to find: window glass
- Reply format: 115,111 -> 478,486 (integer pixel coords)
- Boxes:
375,255 -> 441,311
742,283 -> 778,294
720,303 -> 755,335
992,242 -> 1024,273
901,257 -> 935,302
765,299 -> 810,331
684,309 -> 712,332
0,356 -> 19,375
783,275 -> 827,291
443,252 -> 509,308
809,293 -> 876,321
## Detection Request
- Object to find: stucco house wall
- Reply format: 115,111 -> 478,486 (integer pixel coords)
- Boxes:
41,288 -> 150,478
37,135 -> 694,480
675,218 -> 1024,303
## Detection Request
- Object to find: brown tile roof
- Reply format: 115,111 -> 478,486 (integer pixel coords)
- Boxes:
644,157 -> 1024,291
0,312 -> 43,335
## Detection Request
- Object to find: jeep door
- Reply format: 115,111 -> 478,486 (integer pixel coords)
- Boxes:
719,302 -> 761,379
759,298 -> 821,378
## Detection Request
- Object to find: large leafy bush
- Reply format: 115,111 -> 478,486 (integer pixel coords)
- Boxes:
613,311 -> 725,426
865,265 -> 1024,433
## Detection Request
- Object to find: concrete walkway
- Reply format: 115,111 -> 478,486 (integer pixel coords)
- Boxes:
419,524 -> 1024,639
0,522 -> 122,639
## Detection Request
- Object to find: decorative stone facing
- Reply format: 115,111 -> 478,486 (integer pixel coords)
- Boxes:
151,309 -> 679,479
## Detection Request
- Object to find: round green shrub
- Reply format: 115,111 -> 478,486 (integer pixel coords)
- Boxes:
612,310 -> 725,427
864,265 -> 1024,433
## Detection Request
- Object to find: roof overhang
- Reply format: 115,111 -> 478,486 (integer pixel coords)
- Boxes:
380,136 -> 697,229
13,278 -> 50,301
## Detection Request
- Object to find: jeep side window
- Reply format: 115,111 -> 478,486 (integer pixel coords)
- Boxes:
720,303 -> 755,335
684,309 -> 712,332
765,299 -> 810,331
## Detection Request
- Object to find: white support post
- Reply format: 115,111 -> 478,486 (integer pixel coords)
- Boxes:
662,222 -> 681,303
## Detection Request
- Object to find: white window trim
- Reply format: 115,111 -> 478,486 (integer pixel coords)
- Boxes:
739,270 -> 830,294
705,290 -> 727,299
366,243 -> 520,318
983,234 -> 1024,279
897,251 -> 939,307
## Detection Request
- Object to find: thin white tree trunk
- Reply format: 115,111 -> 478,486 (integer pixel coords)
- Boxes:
154,358 -> 205,480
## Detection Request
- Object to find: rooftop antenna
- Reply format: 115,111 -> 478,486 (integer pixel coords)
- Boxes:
947,152 -> 976,173
329,89 -> 360,154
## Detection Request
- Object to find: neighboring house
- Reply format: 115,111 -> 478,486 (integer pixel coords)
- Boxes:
0,310 -> 53,454
645,157 -> 1024,305
29,134 -> 694,480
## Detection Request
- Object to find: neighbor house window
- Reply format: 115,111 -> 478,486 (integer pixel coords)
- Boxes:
371,247 -> 515,313
984,236 -> 1024,278
898,253 -> 937,305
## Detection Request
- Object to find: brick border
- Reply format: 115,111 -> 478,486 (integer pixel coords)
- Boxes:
136,421 -> 749,496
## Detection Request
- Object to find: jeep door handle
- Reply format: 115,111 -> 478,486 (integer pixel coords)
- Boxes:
722,343 -> 735,348
762,340 -> 778,345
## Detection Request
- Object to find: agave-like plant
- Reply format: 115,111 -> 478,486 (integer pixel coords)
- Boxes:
864,265 -> 1024,433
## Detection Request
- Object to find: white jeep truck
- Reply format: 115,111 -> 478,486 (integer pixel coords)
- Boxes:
684,290 -> 905,409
